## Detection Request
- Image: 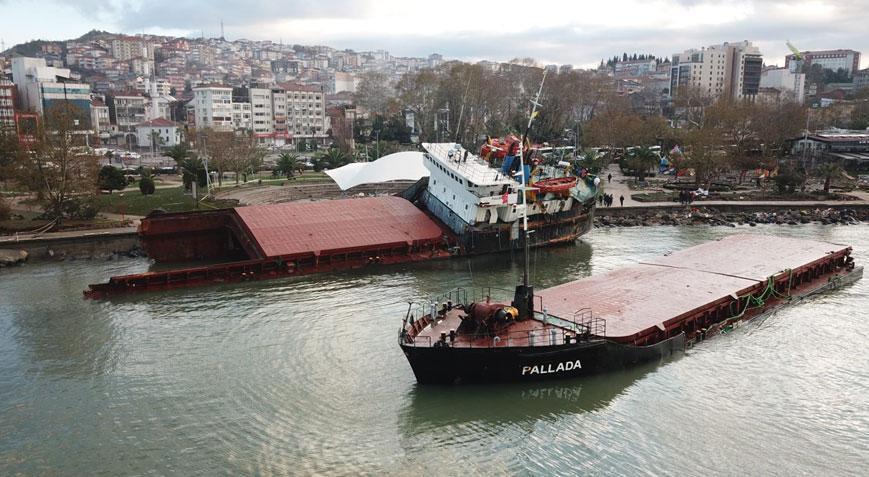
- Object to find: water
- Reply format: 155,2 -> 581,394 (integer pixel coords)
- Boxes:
1,225 -> 867,476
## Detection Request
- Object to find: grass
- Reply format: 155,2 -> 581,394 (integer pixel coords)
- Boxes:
94,186 -> 238,216
210,171 -> 331,191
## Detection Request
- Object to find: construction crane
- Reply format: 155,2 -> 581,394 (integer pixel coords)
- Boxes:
785,41 -> 806,104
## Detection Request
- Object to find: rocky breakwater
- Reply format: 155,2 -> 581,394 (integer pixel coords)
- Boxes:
0,249 -> 28,267
595,206 -> 868,228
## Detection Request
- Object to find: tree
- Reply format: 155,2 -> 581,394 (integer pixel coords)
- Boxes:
166,143 -> 204,191
322,148 -> 350,169
774,164 -> 805,194
815,163 -> 844,194
275,152 -> 300,178
624,146 -> 659,181
354,71 -> 393,115
139,168 -> 156,195
17,103 -> 100,223
98,165 -> 126,193
578,149 -> 607,174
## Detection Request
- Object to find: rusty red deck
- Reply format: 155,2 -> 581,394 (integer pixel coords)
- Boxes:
234,196 -> 445,258
86,196 -> 453,297
537,235 -> 851,342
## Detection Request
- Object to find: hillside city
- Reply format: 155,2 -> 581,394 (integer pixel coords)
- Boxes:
0,29 -> 868,224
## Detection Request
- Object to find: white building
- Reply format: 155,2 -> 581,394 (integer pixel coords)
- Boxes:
11,57 -> 91,119
136,118 -> 181,148
786,49 -> 861,76
192,85 -> 234,130
669,41 -> 763,100
0,77 -> 15,129
284,83 -> 329,144
332,71 -> 356,94
250,87 -> 275,142
759,67 -> 805,104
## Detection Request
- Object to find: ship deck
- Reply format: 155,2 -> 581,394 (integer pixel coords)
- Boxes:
234,196 -> 446,258
537,234 -> 850,341
412,309 -> 578,348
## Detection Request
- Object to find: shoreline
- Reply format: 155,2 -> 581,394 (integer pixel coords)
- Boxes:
594,203 -> 868,228
1,201 -> 867,266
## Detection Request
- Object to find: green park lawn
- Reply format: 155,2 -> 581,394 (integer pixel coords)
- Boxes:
95,186 -> 238,216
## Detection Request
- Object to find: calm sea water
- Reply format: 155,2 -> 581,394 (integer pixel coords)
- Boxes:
1,225 -> 867,476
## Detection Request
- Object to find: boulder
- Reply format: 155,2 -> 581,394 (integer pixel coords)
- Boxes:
0,249 -> 28,267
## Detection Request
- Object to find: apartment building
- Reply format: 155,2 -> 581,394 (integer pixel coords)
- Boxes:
669,41 -> 763,100
192,85 -> 234,130
284,83 -> 329,144
107,92 -> 147,133
0,76 -> 15,129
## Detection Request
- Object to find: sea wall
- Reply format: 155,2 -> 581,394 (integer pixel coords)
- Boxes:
0,230 -> 141,263
594,204 -> 869,227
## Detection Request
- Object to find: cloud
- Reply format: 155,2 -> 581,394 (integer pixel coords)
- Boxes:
2,0 -> 866,69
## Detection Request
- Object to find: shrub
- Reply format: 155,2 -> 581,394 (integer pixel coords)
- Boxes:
98,165 -> 127,193
139,176 -> 156,195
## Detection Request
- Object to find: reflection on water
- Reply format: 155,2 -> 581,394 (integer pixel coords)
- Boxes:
400,360 -> 663,431
1,224 -> 868,475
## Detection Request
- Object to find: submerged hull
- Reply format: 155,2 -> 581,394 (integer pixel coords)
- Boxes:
400,334 -> 685,384
420,189 -> 596,255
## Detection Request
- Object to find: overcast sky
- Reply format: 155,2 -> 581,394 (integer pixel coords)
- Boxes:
1,0 -> 866,69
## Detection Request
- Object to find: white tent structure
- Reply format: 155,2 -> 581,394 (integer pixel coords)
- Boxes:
325,151 -> 429,190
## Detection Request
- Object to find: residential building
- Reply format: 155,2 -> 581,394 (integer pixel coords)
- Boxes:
135,118 -> 181,148
90,98 -> 111,135
11,57 -> 92,121
0,76 -> 15,129
669,41 -> 763,100
192,85 -> 234,130
110,36 -> 155,61
107,92 -> 147,134
249,86 -> 275,142
614,59 -> 657,79
283,83 -> 329,145
786,49 -> 861,76
331,71 -> 356,94
759,66 -> 805,104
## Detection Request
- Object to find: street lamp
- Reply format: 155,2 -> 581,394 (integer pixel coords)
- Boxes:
374,129 -> 380,161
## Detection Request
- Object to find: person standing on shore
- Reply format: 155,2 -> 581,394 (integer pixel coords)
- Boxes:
619,195 -> 624,207
607,173 -> 612,183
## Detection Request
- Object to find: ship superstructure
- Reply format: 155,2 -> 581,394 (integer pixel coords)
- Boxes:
419,142 -> 597,254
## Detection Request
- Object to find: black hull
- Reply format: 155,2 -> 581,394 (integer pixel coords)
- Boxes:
400,334 -> 685,384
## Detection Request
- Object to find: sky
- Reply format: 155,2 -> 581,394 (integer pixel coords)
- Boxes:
1,0 -> 867,69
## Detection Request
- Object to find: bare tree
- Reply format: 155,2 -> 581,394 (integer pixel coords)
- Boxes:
17,103 -> 100,222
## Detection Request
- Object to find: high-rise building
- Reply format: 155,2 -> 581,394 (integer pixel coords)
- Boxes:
669,41 -> 763,100
785,49 -> 861,77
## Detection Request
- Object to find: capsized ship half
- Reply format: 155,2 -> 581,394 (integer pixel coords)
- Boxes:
417,140 -> 598,255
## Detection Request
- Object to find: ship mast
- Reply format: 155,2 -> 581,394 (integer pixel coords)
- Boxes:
518,70 -> 546,290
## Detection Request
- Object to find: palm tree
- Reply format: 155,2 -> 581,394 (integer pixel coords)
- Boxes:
276,152 -> 300,179
626,146 -> 659,181
322,148 -> 349,169
815,163 -> 844,194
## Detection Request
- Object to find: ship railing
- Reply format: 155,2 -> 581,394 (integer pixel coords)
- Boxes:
426,143 -> 515,186
402,326 -> 600,349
